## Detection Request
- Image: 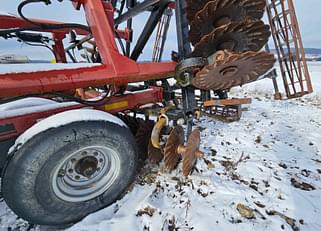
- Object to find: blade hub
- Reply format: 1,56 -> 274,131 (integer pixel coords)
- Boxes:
220,66 -> 238,77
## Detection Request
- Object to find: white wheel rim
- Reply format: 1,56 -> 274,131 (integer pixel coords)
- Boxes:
52,145 -> 121,202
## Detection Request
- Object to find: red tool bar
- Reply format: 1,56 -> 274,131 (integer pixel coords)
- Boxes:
99,86 -> 164,113
0,62 -> 175,98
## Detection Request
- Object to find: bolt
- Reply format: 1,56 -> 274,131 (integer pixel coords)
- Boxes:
177,118 -> 185,125
183,72 -> 190,79
93,151 -> 99,156
99,158 -> 104,163
75,175 -> 80,180
83,167 -> 97,178
58,169 -> 66,177
68,169 -> 73,174
82,151 -> 88,156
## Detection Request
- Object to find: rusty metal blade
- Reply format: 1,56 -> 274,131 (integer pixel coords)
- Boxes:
191,50 -> 276,91
189,0 -> 266,45
182,128 -> 201,177
192,20 -> 271,58
186,0 -> 265,22
186,0 -> 229,22
164,126 -> 185,171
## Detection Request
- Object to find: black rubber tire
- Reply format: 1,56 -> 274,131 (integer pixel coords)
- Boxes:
135,120 -> 155,160
117,114 -> 141,135
0,139 -> 15,175
1,121 -> 138,226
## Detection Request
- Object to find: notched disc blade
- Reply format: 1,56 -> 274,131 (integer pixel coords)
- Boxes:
186,0 -> 265,22
183,129 -> 201,176
164,126 -> 185,171
191,50 -> 276,91
189,0 -> 266,45
186,0 -> 210,22
192,20 -> 271,58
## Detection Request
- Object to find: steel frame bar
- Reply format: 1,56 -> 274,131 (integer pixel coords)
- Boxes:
114,0 -> 161,26
52,33 -> 67,63
152,8 -> 172,62
175,0 -> 196,113
131,0 -> 169,60
0,63 -> 175,98
175,0 -> 196,138
125,0 -> 137,56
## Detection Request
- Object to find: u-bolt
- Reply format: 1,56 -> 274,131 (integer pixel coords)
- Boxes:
151,114 -> 168,149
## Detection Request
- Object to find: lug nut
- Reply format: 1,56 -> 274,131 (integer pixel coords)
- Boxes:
58,169 -> 66,177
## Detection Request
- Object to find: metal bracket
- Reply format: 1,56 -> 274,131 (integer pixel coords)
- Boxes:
175,57 -> 207,87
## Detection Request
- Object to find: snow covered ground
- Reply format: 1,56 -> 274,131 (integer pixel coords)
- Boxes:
0,62 -> 320,231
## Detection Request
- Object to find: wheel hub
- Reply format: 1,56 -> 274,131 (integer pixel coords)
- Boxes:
52,146 -> 121,202
75,156 -> 99,178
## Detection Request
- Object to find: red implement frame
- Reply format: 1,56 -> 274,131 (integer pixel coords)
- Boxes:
0,87 -> 163,141
0,0 -> 176,98
0,0 -> 176,142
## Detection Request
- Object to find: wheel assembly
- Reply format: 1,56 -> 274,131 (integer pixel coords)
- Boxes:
191,50 -> 276,90
192,20 -> 271,57
1,121 -> 138,226
189,0 -> 266,45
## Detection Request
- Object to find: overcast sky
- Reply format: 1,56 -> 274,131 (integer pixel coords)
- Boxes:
0,0 -> 320,61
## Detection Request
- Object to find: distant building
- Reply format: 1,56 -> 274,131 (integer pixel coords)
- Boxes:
0,54 -> 30,64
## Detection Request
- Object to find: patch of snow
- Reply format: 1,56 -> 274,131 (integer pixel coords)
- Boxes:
0,10 -> 11,16
0,101 -> 79,120
8,109 -> 127,154
0,97 -> 56,112
0,63 -> 102,75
